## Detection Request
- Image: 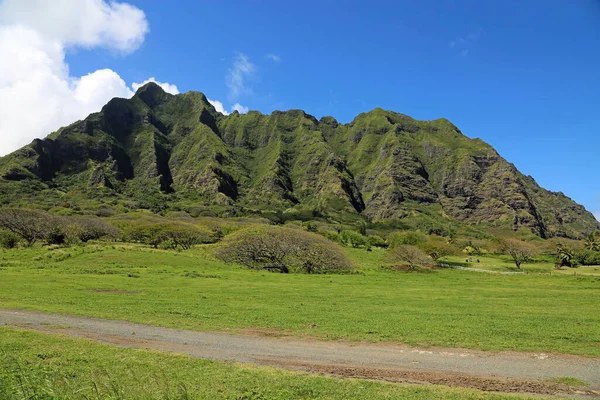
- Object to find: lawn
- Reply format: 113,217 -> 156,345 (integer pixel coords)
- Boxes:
0,328 -> 558,400
0,244 -> 598,356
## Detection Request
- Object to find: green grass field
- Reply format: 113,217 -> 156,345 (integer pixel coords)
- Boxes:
0,328 -> 557,400
0,243 -> 599,356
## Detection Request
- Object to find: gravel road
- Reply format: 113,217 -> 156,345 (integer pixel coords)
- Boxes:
1,309 -> 598,397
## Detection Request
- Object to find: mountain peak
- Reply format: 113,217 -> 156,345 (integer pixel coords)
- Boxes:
134,81 -> 170,108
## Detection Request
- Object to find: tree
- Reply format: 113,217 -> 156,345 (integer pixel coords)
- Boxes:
421,241 -> 457,261
65,217 -> 120,243
386,245 -> 432,271
216,225 -> 353,274
555,243 -> 577,268
0,209 -> 54,246
123,221 -> 213,250
584,231 -> 600,252
499,239 -> 535,270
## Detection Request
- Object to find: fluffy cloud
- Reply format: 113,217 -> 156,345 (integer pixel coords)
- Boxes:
0,0 -> 148,53
232,103 -> 249,114
226,52 -> 255,100
132,78 -> 179,95
207,99 -> 249,116
208,99 -> 229,115
0,0 -> 177,157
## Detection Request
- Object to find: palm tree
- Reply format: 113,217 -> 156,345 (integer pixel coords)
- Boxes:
584,231 -> 600,252
556,244 -> 576,269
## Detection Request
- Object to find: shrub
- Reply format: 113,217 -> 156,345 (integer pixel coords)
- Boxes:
574,249 -> 600,266
320,230 -> 341,243
388,231 -> 428,248
123,221 -> 213,249
0,230 -> 20,249
216,225 -> 353,274
64,217 -> 120,243
0,209 -> 56,246
302,221 -> 318,232
367,235 -> 388,248
339,230 -> 368,248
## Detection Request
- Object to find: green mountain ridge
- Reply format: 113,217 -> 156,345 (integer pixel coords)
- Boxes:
1,82 -> 597,238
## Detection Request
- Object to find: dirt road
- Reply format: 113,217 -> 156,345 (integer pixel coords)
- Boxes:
1,309 -> 598,397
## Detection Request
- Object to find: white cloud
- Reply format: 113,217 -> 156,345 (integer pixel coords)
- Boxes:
132,77 -> 179,94
231,103 -> 249,114
226,52 -> 255,100
207,99 -> 250,116
594,211 -> 600,222
0,0 -> 177,157
208,99 -> 229,115
0,0 -> 148,53
266,53 -> 281,63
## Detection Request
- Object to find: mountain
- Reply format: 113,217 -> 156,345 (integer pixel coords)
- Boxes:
0,82 -> 597,238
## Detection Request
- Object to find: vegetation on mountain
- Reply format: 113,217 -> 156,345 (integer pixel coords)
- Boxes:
0,82 -> 597,239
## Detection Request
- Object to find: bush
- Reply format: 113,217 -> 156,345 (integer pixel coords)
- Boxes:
0,208 -> 56,246
388,231 -> 428,248
320,230 -> 341,243
367,235 -> 387,248
0,230 -> 20,249
123,221 -> 214,249
339,230 -> 368,248
216,225 -> 353,274
302,221 -> 318,232
64,217 -> 120,243
574,249 -> 600,266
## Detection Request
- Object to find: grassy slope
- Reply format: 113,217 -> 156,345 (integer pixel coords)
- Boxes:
0,244 -> 598,356
0,328 -> 551,400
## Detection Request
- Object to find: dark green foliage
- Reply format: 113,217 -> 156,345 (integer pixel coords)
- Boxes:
302,221 -> 318,232
574,249 -> 600,266
367,235 -> 387,248
0,230 -> 19,249
584,231 -> 600,251
556,244 -> 578,268
339,230 -> 368,248
216,225 -> 353,274
0,82 -> 598,239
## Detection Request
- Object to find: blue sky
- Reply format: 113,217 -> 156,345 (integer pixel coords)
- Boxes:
2,0 -> 599,218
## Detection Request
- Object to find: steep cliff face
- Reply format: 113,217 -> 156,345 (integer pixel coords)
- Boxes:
1,82 -> 597,238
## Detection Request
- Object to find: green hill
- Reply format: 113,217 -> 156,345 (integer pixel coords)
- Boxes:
1,82 -> 597,238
